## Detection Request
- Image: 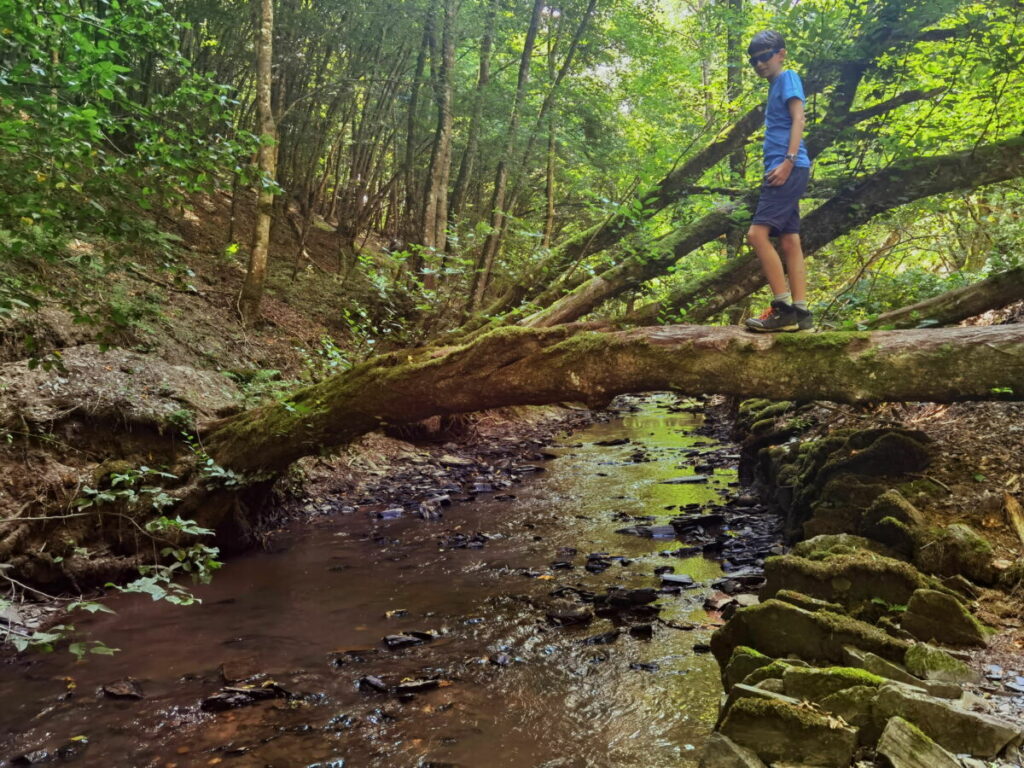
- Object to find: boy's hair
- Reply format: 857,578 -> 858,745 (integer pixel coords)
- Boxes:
748,30 -> 786,55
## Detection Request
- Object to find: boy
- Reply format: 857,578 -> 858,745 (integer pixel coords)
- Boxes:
743,30 -> 813,332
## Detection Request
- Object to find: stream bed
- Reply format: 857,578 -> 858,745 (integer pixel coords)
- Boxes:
1,394 -> 781,768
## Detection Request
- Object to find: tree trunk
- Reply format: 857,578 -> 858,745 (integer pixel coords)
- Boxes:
420,0 -> 456,256
468,0 -> 546,311
866,266 -> 1024,329
449,0 -> 499,225
201,324 -> 1024,476
237,0 -> 279,327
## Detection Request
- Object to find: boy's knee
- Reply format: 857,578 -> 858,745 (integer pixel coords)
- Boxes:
746,227 -> 767,247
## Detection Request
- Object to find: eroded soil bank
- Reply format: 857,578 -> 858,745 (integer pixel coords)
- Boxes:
1,394 -> 777,768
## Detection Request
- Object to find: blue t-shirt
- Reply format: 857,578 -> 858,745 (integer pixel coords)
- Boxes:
763,69 -> 811,172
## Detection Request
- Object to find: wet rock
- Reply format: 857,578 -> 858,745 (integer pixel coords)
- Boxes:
546,604 -> 594,626
984,664 -> 1004,680
704,591 -> 736,612
875,715 -> 960,768
672,514 -> 725,532
693,643 -> 712,654
102,678 -> 144,699
54,738 -> 89,760
901,589 -> 988,647
874,682 -> 1022,757
383,632 -> 435,650
629,624 -> 654,640
583,630 -> 620,645
654,565 -> 675,575
470,482 -> 494,493
662,475 -> 710,484
201,691 -> 261,711
719,697 -> 858,767
489,653 -> 513,666
438,532 -> 488,549
394,679 -> 443,694
630,662 -> 659,672
550,560 -> 573,569
11,751 -> 53,766
661,573 -> 695,588
732,495 -> 758,508
698,732 -> 767,768
357,676 -> 389,693
439,455 -> 475,467
616,524 -> 677,538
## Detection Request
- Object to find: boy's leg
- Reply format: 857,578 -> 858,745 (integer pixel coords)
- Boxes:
746,224 -> 789,298
778,233 -> 805,302
779,232 -> 813,330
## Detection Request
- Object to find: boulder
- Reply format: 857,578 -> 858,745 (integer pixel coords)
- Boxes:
863,490 -> 925,530
874,683 -> 1022,757
710,599 -> 909,667
742,659 -> 807,688
720,697 -> 858,767
818,685 -> 882,745
782,666 -> 884,703
762,553 -> 926,614
865,517 -> 917,557
773,590 -> 844,614
723,646 -> 773,692
914,524 -> 996,585
876,716 -> 960,768
791,533 -> 895,559
903,643 -> 981,684
841,646 -> 920,687
901,589 -> 988,648
699,732 -> 768,768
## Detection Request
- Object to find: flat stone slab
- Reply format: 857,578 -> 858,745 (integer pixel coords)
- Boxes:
876,716 -> 960,768
720,697 -> 858,767
874,682 -> 1022,757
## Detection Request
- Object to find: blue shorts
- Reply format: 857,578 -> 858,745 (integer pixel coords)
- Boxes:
751,165 -> 810,236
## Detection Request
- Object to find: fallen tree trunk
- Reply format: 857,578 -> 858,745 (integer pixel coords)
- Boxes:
202,324 -> 1024,476
865,266 -> 1024,329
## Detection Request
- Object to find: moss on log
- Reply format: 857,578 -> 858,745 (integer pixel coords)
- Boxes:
202,324 -> 1024,475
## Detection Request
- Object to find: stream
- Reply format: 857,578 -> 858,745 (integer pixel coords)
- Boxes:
1,394 -> 780,768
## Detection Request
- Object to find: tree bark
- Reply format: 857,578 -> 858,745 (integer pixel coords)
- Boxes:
202,323 -> 1024,476
420,0 -> 456,255
468,0 -> 546,311
237,0 -> 279,327
866,265 -> 1024,329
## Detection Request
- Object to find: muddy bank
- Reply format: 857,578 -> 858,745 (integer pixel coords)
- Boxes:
699,398 -> 1024,768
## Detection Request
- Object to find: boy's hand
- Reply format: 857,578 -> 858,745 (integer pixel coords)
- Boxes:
765,161 -> 792,186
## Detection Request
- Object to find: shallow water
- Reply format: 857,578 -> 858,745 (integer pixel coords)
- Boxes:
0,395 -> 741,768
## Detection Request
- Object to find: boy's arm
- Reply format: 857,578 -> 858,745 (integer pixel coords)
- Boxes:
766,96 -> 806,186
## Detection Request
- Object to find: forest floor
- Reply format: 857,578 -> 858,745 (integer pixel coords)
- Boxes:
1,192 -> 1022,657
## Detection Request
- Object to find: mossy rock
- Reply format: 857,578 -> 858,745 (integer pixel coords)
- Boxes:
791,534 -> 897,560
818,685 -> 883,745
782,665 -> 885,703
710,599 -> 909,667
876,715 -> 961,768
865,516 -> 917,557
998,558 -> 1024,591
914,524 -> 996,586
863,490 -> 925,529
762,552 -> 926,614
91,459 -> 136,487
903,643 -> 981,684
773,589 -> 844,614
742,658 -> 806,687
720,697 -> 858,767
901,589 -> 989,648
699,732 -> 769,768
724,646 -> 773,691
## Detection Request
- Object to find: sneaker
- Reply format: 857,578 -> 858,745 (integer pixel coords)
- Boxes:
745,300 -> 799,332
795,307 -> 814,331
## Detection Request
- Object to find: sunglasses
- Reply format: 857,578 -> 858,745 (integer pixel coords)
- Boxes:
749,49 -> 780,66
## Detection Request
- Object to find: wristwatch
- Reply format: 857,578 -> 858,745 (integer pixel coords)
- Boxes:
785,152 -> 798,163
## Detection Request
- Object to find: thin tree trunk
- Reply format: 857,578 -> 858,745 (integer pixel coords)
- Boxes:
449,0 -> 499,225
866,265 -> 1024,329
238,0 -> 279,327
420,0 -> 456,257
468,0 -> 546,312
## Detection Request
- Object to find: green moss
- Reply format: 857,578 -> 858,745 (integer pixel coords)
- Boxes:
904,642 -> 977,682
726,696 -> 830,730
743,659 -> 799,687
774,589 -> 844,613
764,552 -> 926,611
750,417 -> 776,434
